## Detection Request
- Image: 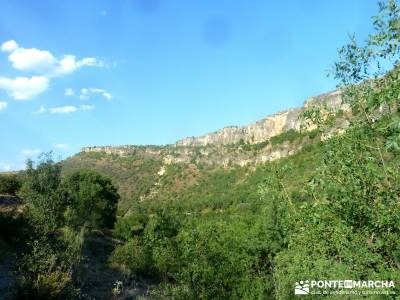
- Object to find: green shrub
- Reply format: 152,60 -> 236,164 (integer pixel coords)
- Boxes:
109,237 -> 150,278
13,270 -> 78,300
307,128 -> 319,139
0,173 -> 21,195
270,129 -> 304,145
175,218 -> 272,299
114,210 -> 148,240
61,169 -> 119,230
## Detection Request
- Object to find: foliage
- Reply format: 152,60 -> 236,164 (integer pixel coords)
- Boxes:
61,169 -> 119,230
174,217 -> 272,300
241,140 -> 270,151
272,1 -> 400,297
269,129 -> 303,145
114,206 -> 148,240
9,154 -> 119,299
109,237 -> 150,278
18,154 -> 66,233
272,117 -> 400,299
0,173 -> 21,195
61,152 -> 162,215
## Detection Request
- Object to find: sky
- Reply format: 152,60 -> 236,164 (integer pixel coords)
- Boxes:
0,0 -> 378,171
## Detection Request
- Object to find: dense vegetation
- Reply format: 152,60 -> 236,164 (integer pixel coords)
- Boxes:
108,1 -> 400,298
0,173 -> 21,195
1,1 -> 400,299
61,152 -> 162,215
0,155 -> 120,299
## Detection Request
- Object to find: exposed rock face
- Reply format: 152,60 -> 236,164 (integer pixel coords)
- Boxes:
304,90 -> 343,110
176,108 -> 303,146
80,90 -> 345,166
81,145 -> 137,155
176,90 -> 343,146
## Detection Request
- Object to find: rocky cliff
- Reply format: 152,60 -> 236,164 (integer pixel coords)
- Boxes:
175,90 -> 343,146
77,90 -> 347,170
81,90 -> 344,161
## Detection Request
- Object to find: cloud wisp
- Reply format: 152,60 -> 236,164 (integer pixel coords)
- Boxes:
80,104 -> 95,110
32,105 -> 46,115
54,143 -> 69,150
21,149 -> 41,157
37,104 -> 95,115
0,101 -> 7,111
79,88 -> 113,100
64,88 -> 75,97
0,162 -> 12,171
50,106 -> 77,114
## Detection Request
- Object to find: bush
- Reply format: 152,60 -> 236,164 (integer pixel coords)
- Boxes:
109,237 -> 150,278
61,169 -> 119,230
270,129 -> 304,145
175,218 -> 272,299
14,271 -> 77,300
0,173 -> 21,195
114,210 -> 148,240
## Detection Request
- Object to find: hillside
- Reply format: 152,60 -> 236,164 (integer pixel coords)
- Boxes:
62,89 -> 347,215
58,72 -> 400,298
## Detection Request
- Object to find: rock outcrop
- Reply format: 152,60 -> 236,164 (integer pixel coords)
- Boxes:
175,90 -> 342,146
81,90 -> 344,162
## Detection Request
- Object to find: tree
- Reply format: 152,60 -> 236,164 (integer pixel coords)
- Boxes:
0,173 -> 21,195
18,154 -> 66,233
61,169 -> 119,230
270,1 -> 400,297
15,153 -> 84,300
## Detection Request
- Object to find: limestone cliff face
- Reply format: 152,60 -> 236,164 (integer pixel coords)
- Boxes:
81,90 -> 344,164
175,90 -> 343,146
176,108 -> 303,146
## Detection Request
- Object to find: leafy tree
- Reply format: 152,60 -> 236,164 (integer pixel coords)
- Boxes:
0,173 -> 21,195
18,154 -> 66,233
173,217 -> 272,300
61,169 -> 119,230
270,1 -> 400,298
109,236 -> 150,278
15,154 -> 84,300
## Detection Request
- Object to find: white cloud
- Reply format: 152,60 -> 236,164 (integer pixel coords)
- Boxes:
53,55 -> 105,77
32,105 -> 46,114
79,88 -> 113,100
21,149 -> 41,157
0,76 -> 49,100
0,101 -> 7,111
54,143 -> 69,150
1,40 -> 18,52
0,163 -> 12,171
2,165 -> 11,171
50,106 -> 77,114
80,104 -> 95,110
0,40 -> 105,77
8,46 -> 57,74
34,104 -> 93,115
65,88 -> 75,96
0,40 -> 106,100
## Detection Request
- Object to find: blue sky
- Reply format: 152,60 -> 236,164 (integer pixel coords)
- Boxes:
0,0 -> 377,170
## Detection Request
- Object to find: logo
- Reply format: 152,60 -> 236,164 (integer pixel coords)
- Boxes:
295,281 -> 310,295
294,279 -> 395,296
